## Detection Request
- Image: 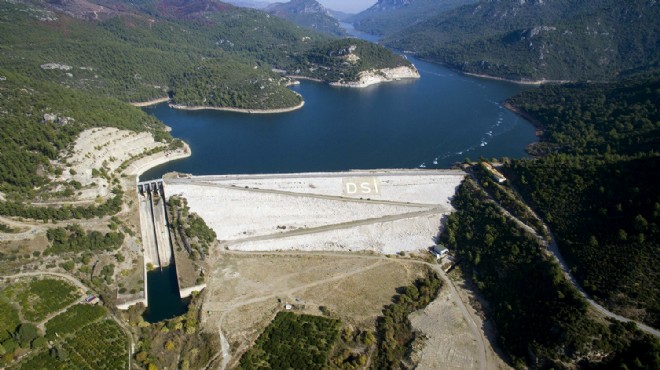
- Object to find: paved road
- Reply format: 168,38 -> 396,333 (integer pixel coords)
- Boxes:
171,169 -> 465,183
221,208 -> 444,248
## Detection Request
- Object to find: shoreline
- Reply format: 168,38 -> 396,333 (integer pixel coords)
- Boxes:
130,97 -> 170,107
329,75 -> 418,89
126,142 -> 192,181
502,101 -> 545,135
286,75 -> 324,83
409,55 -> 572,86
463,72 -> 571,86
169,99 -> 304,114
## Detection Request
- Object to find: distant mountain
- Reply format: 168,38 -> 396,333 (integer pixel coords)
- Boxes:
384,0 -> 660,82
327,9 -> 353,22
349,0 -> 476,36
266,0 -> 346,36
223,0 -> 270,9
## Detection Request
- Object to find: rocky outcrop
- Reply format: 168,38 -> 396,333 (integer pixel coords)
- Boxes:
330,65 -> 420,88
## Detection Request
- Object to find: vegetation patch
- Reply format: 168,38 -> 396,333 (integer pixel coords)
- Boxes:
45,224 -> 124,255
237,312 -> 341,370
127,291 -> 220,370
13,319 -> 128,370
0,297 -> 20,342
372,271 -> 442,369
1,278 -> 80,322
45,304 -> 107,341
0,188 -> 124,221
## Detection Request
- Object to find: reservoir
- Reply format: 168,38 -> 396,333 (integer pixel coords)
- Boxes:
141,57 -> 536,179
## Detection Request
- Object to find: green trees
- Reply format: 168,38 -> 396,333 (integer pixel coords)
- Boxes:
442,179 -> 659,368
237,312 -> 341,369
372,272 -> 442,369
505,78 -> 660,327
46,224 -> 124,255
170,59 -> 302,110
384,1 -> 660,81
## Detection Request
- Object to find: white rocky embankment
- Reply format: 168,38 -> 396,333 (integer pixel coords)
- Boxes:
330,65 -> 420,88
53,127 -> 189,201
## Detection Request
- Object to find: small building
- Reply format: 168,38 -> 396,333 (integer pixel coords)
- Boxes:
84,295 -> 100,304
430,245 -> 449,259
482,162 -> 507,183
284,304 -> 292,310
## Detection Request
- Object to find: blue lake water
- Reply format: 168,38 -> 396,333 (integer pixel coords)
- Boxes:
140,57 -> 536,180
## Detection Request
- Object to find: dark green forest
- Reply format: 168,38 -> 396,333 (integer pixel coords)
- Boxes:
442,179 -> 658,368
503,78 -> 660,327
384,0 -> 659,81
0,1 -> 411,105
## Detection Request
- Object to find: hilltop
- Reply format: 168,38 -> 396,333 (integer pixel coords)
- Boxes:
383,0 -> 660,81
349,0 -> 475,36
266,0 -> 346,36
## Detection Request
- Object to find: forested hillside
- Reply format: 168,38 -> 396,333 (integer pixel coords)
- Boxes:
443,179 -> 659,368
503,78 -> 660,327
0,68 -> 169,197
384,0 -> 660,81
350,0 -> 475,37
266,0 -> 346,36
0,0 -> 411,109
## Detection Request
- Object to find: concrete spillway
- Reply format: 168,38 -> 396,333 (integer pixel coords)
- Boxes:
138,181 -> 174,268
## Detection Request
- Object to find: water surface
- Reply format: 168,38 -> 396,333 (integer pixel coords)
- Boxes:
143,266 -> 187,322
141,57 -> 536,179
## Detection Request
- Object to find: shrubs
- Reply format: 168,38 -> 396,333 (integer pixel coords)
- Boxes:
237,312 -> 341,369
46,224 -> 124,255
372,271 -> 442,369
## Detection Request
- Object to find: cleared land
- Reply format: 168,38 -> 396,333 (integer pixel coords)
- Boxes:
202,252 -> 430,368
410,288 -> 481,370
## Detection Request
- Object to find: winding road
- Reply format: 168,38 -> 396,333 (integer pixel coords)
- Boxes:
469,172 -> 659,338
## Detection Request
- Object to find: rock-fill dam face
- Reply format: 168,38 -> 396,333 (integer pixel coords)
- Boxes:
138,181 -> 175,269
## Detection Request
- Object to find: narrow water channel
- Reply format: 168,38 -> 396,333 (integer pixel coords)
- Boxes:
143,266 -> 188,322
